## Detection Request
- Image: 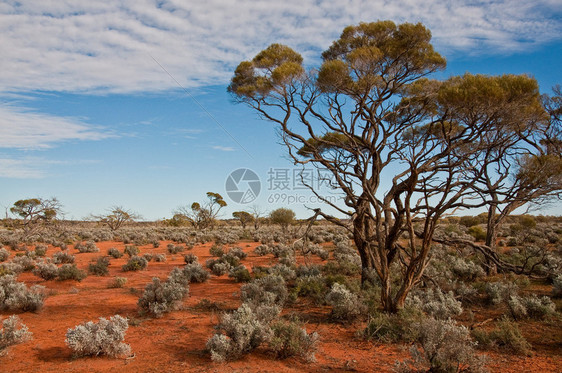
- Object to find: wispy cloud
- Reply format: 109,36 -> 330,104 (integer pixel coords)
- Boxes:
0,156 -> 101,179
0,105 -> 114,149
0,1 -> 560,94
0,158 -> 44,179
212,145 -> 236,152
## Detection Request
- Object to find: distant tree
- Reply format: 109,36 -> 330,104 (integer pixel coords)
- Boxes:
229,20 -> 550,312
175,192 -> 227,230
94,207 -> 140,231
269,208 -> 295,233
249,204 -> 266,231
10,197 -> 62,234
232,211 -> 254,229
164,213 -> 191,227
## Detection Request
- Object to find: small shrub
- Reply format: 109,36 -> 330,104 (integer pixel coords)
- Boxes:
124,245 -> 140,257
34,245 -> 48,257
33,262 -> 59,280
57,264 -> 87,282
472,316 -> 531,355
449,256 -> 485,281
52,251 -> 75,264
0,275 -> 45,312
0,248 -> 9,262
362,308 -> 423,343
65,315 -> 131,357
268,264 -> 296,281
170,262 -> 210,284
0,262 -> 23,277
254,244 -> 272,256
0,315 -> 32,354
137,277 -> 189,317
209,245 -> 225,257
167,243 -> 185,254
269,320 -> 318,361
325,283 -> 366,321
88,257 -> 110,276
405,288 -> 463,320
11,255 -> 35,271
205,256 -> 231,274
76,241 -> 100,253
109,277 -> 128,288
206,303 -> 272,362
240,275 -> 288,309
468,226 -> 487,241
507,295 -> 556,320
221,253 -> 241,268
291,275 -> 327,304
228,247 -> 248,260
107,247 -> 123,259
229,265 -> 252,283
153,253 -> 166,262
184,253 -> 198,264
484,281 -> 518,305
122,256 -> 148,272
395,318 -> 488,373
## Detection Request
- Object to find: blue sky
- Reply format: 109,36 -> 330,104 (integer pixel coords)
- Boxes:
1,0 -> 561,220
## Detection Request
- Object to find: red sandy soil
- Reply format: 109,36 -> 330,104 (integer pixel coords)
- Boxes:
2,240 -> 561,372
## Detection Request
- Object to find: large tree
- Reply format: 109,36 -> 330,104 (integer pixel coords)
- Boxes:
461,84 -> 562,275
10,197 -> 62,234
93,206 -> 140,232
175,192 -> 227,230
229,21 -> 549,312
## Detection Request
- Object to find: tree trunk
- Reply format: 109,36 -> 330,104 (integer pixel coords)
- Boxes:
485,207 -> 499,275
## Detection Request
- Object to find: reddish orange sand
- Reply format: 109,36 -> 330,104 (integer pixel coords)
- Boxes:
2,241 -> 561,372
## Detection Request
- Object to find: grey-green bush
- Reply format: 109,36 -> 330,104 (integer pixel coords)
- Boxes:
229,265 -> 252,283
206,303 -> 272,362
65,315 -> 131,357
472,316 -> 531,355
240,275 -> 288,309
137,277 -> 189,317
33,262 -> 59,280
107,247 -> 123,259
122,256 -> 148,272
88,257 -> 110,276
75,241 -> 100,253
405,288 -> 463,320
507,295 -> 556,320
124,245 -> 139,257
34,245 -> 48,257
169,262 -> 210,284
57,264 -> 87,281
0,248 -> 9,262
52,251 -> 75,264
0,275 -> 45,312
325,283 -> 366,321
395,318 -> 488,373
485,281 -> 519,305
269,320 -> 318,362
0,315 -> 32,355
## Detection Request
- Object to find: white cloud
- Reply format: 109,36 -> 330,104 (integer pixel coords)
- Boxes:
0,105 -> 114,149
0,158 -> 44,179
0,156 -> 101,179
212,145 -> 236,152
0,0 -> 560,94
